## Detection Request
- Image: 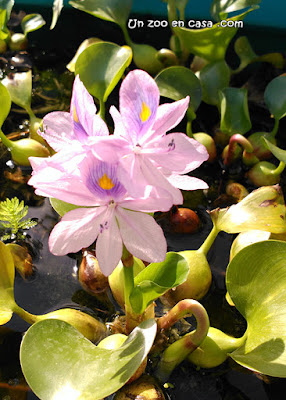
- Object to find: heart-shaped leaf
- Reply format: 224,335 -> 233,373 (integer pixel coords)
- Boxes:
226,240 -> 286,377
155,66 -> 202,117
20,318 -> 157,400
0,241 -> 16,324
21,14 -> 46,36
69,0 -> 132,27
211,0 -> 261,21
129,252 -> 189,314
198,60 -> 231,106
219,87 -> 251,136
264,75 -> 286,121
172,8 -> 256,62
1,70 -> 32,112
75,42 -> 132,102
210,185 -> 286,234
0,81 -> 11,128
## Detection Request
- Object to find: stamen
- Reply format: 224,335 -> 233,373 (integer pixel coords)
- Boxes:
98,174 -> 115,190
140,101 -> 151,122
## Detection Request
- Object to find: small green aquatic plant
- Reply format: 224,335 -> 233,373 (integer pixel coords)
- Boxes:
0,197 -> 37,241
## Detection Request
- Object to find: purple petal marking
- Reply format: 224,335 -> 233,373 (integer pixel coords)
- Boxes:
119,70 -> 160,145
82,159 -> 127,202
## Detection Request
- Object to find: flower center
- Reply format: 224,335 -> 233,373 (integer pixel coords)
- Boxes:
98,174 -> 115,190
140,101 -> 151,122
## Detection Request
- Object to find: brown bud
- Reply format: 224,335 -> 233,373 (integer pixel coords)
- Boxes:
78,249 -> 108,294
169,207 -> 200,234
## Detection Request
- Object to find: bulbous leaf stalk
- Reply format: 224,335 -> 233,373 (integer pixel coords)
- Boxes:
224,134 -> 254,166
155,299 -> 209,382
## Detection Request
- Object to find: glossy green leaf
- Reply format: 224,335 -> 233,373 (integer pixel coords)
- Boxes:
155,66 -> 202,117
69,0 -> 132,27
1,70 -> 32,111
0,81 -> 11,128
21,14 -> 46,36
50,0 -> 63,30
226,240 -> 286,377
264,139 -> 286,163
20,318 -> 157,400
211,0 -> 261,21
264,75 -> 286,120
210,185 -> 286,234
49,198 -> 85,217
172,8 -> 255,62
0,241 -> 16,324
0,0 -> 14,38
66,37 -> 102,72
198,60 -> 231,106
75,42 -> 132,102
129,252 -> 189,314
219,87 -> 251,136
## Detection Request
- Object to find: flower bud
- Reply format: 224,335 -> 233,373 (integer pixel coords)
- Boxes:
9,33 -> 28,51
169,207 -> 200,234
246,161 -> 282,187
193,132 -> 217,163
79,249 -> 109,294
10,138 -> 50,166
39,308 -> 107,343
98,334 -> 147,384
131,43 -> 164,75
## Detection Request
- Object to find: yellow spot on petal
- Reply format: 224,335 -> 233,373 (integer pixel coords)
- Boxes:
73,106 -> 79,123
140,101 -> 151,122
98,174 -> 115,190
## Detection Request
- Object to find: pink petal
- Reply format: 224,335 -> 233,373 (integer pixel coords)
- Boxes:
96,211 -> 123,276
141,97 -> 190,144
119,70 -> 160,144
90,135 -> 129,163
49,206 -> 106,256
41,112 -> 74,151
70,75 -> 98,139
167,174 -> 208,190
115,208 -> 167,263
147,133 -> 209,174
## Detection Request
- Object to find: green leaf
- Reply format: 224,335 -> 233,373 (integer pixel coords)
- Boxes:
20,318 -> 157,400
172,8 -> 256,62
49,197 -> 83,217
264,139 -> 286,163
0,81 -> 11,128
211,0 -> 261,21
226,240 -> 286,377
69,0 -> 132,27
155,66 -> 202,117
75,42 -> 132,102
130,252 -> 189,314
211,185 -> 286,234
0,241 -> 16,324
21,14 -> 46,36
1,70 -> 32,112
264,75 -> 286,121
219,87 -> 251,136
198,60 -> 231,106
50,0 -> 64,30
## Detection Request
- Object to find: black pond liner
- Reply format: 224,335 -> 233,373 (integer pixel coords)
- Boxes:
1,4 -> 286,400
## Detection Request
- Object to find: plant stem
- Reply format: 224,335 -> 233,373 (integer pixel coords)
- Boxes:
0,128 -> 13,149
12,303 -> 38,325
270,118 -> 279,137
98,99 -> 106,121
224,134 -> 254,166
122,247 -> 136,334
120,23 -> 133,47
198,224 -> 220,256
270,161 -> 286,176
167,0 -> 178,26
155,299 -> 209,382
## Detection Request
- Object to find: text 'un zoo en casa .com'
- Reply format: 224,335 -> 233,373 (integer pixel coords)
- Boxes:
127,19 -> 244,29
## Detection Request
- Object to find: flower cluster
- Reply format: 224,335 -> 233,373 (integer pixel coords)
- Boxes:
28,70 -> 208,275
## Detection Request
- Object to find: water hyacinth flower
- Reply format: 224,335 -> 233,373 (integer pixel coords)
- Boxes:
39,75 -> 108,152
29,155 -> 171,276
94,70 -> 209,204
